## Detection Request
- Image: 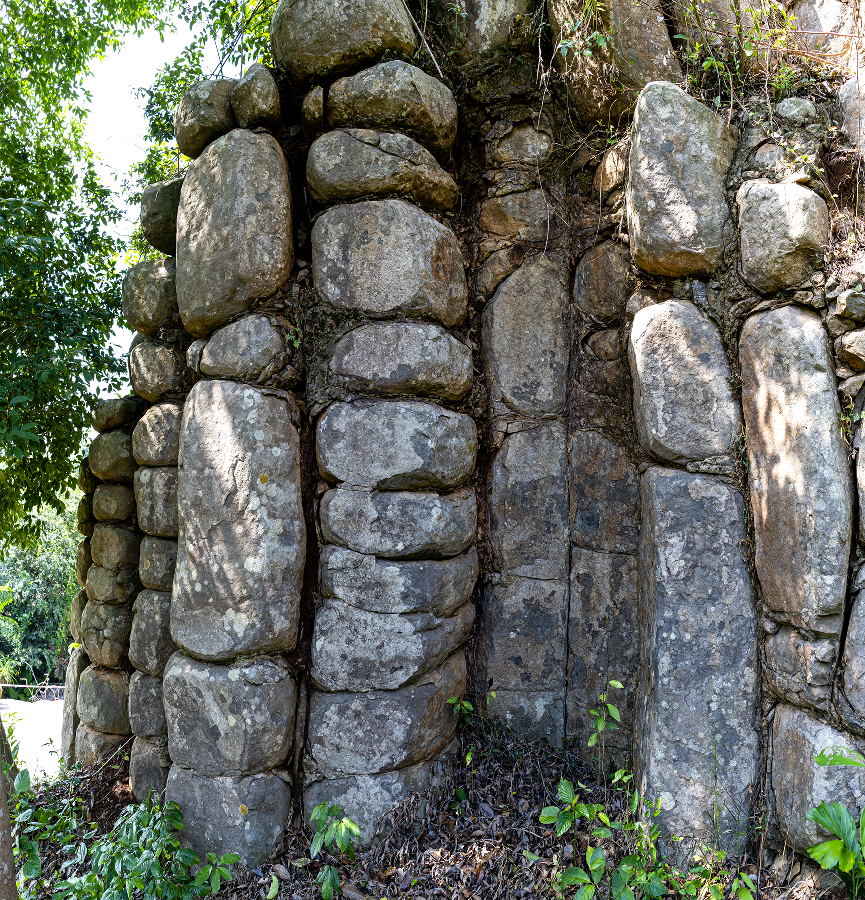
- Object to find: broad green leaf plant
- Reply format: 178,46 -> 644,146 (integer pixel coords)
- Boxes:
310,802 -> 361,900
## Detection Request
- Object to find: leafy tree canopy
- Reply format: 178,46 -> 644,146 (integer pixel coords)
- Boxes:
0,0 -> 177,545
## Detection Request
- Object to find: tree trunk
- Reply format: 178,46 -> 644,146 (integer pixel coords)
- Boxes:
0,718 -> 17,899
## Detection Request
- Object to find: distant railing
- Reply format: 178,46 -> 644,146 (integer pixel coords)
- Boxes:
0,684 -> 64,702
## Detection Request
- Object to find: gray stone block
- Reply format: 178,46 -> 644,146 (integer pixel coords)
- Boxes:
320,545 -> 477,616
317,399 -> 477,490
173,381 -> 305,661
176,130 -> 293,337
91,524 -> 141,572
629,300 -> 741,462
129,342 -> 184,402
843,591 -> 865,721
129,589 -> 177,677
166,766 -> 291,867
74,724 -> 125,767
483,254 -> 568,418
320,487 -> 476,559
330,321 -> 472,401
133,402 -> 183,466
164,652 -> 296,776
307,653 -> 464,777
199,314 -> 285,381
490,422 -> 568,579
484,690 -> 565,748
121,258 -> 177,337
139,537 -> 177,592
70,589 -> 87,643
85,566 -> 138,606
140,176 -> 183,256
130,736 -> 170,801
740,306 -> 851,634
61,647 -> 89,763
574,242 -> 631,324
311,199 -> 467,327
89,431 -> 137,483
134,467 -> 178,538
635,468 -> 758,856
326,61 -> 457,158
311,598 -> 473,692
77,666 -> 130,735
764,627 -> 835,711
129,671 -> 167,739
627,82 -> 736,277
91,398 -> 139,433
93,484 -> 135,523
76,539 -> 92,588
81,600 -> 133,668
173,79 -> 237,159
308,129 -> 458,212
231,63 -> 280,129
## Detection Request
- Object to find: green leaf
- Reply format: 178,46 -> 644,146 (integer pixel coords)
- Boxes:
556,809 -> 575,837
611,868 -> 635,900
607,704 -> 621,722
807,801 -> 859,850
562,867 -> 591,887
558,779 -> 576,805
540,806 -> 561,824
608,680 -> 623,689
574,884 -> 596,900
815,746 -> 865,768
310,831 -> 325,860
14,769 -> 31,795
266,875 -> 279,899
523,850 -> 541,863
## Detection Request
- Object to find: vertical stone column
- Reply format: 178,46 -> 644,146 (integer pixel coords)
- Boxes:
301,73 -> 473,843
624,82 -> 759,854
162,70 -> 301,868
72,399 -> 142,765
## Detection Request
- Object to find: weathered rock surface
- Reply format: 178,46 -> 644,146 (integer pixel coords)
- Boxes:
79,456 -> 100,493
327,61 -> 458,158
308,653 -> 464,777
320,487 -> 476,559
139,537 -> 177,592
74,725 -> 124,767
568,548 -> 638,761
548,0 -> 681,122
92,484 -> 135,523
629,300 -> 741,461
270,0 -> 415,86
302,84 -> 325,138
122,258 -> 177,336
636,468 -> 758,853
129,342 -> 184,402
129,590 -> 177,677
230,63 -> 280,129
164,652 -> 295,776
330,321 -> 472,400
129,671 -> 167,739
773,705 -> 865,851
173,381 -> 305,661
61,647 -> 89,762
312,199 -> 467,328
573,242 -> 630,324
174,79 -> 237,159
837,328 -> 865,371
568,430 -> 640,554
737,181 -> 828,293
92,398 -> 139,433
479,189 -> 557,242
317,400 -> 477,491
627,82 -> 737,277
490,123 -> 554,167
134,467 -> 179,538
841,74 -> 865,156
130,737 -> 170,801
433,0 -> 532,63
70,590 -> 87,643
307,129 -> 458,212
91,524 -> 141,572
842,590 -> 865,720
476,576 -> 567,745
320,545 -> 478,617
141,176 -> 184,256
485,689 -> 565,747
490,423 -> 568,580
304,761 -> 433,849
311,599 -> 473,692
764,627 -> 835,711
176,130 -> 293,337
81,600 -> 133,667
85,566 -> 138,606
77,666 -> 130,735
133,402 -> 183,466
78,494 -> 94,535
740,306 -> 851,634
483,254 -> 568,418
199,314 -> 285,380
89,431 -> 137,483
166,767 -> 291,867
76,539 -> 92,588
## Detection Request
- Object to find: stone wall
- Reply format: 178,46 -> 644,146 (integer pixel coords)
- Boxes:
60,0 -> 865,869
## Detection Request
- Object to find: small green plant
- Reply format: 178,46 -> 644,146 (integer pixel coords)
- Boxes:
309,801 -> 360,900
806,746 -> 865,898
446,695 -> 474,723
540,778 -> 604,876
52,795 -> 238,900
588,679 -> 622,749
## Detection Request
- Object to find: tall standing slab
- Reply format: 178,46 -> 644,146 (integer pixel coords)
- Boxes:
627,82 -> 737,277
740,306 -> 851,634
176,130 -> 294,337
172,380 -> 305,660
635,468 -> 758,855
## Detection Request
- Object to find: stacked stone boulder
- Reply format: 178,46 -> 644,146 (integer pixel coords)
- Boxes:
67,398 -> 144,766
279,11 -> 478,844
162,63 -> 303,868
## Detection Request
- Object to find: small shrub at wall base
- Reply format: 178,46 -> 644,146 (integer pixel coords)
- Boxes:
310,802 -> 360,900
